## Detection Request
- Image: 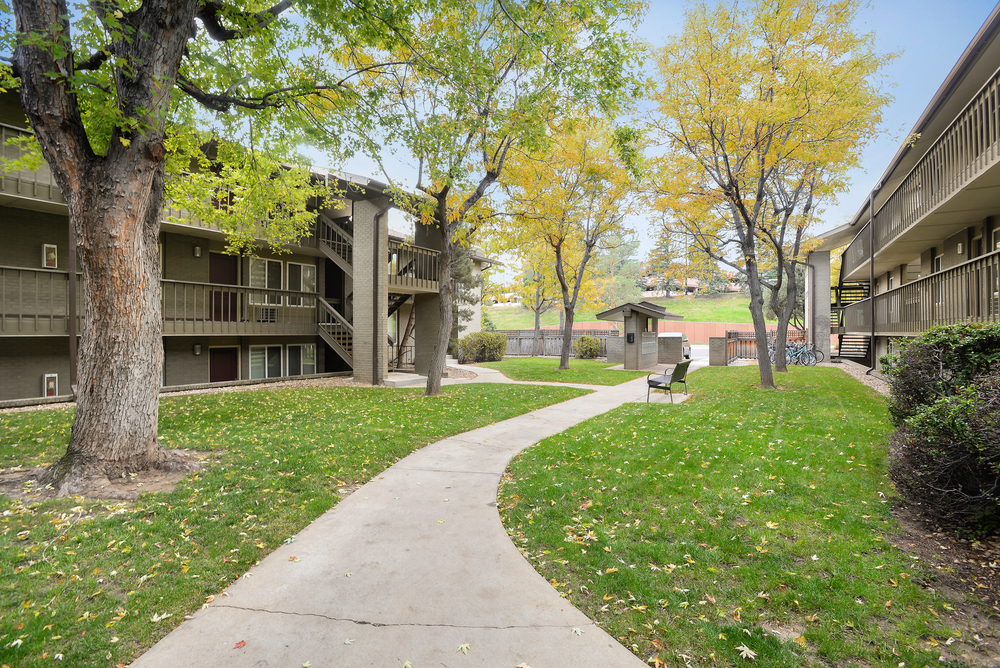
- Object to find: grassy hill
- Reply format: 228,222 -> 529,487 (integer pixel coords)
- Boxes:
486,293 -> 777,329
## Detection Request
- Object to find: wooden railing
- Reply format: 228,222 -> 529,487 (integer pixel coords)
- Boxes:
319,215 -> 353,266
841,65 -> 1000,272
388,240 -> 439,292
841,223 -> 871,278
725,329 -> 807,363
161,280 -> 318,335
844,249 -> 1000,336
0,266 -> 81,334
1,124 -> 318,248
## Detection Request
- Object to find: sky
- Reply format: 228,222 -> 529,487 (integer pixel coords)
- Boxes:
328,0 -> 1000,260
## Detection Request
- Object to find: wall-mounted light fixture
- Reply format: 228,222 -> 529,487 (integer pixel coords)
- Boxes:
193,246 -> 202,258
193,344 -> 202,355
957,242 -> 964,255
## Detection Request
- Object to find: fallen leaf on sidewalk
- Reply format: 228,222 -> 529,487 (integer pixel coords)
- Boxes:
571,627 -> 583,635
457,643 -> 471,654
233,641 -> 246,650
344,639 -> 355,645
515,663 -> 533,668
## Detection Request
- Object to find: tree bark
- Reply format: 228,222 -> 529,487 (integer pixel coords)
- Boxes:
13,0 -> 200,493
425,207 -> 454,396
745,258 -> 775,390
533,285 -> 543,356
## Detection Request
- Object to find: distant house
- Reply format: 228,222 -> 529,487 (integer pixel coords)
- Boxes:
805,6 -> 1000,366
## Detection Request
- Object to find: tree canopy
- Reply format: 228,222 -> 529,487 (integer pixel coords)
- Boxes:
648,0 -> 892,386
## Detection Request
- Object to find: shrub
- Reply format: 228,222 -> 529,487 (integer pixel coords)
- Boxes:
457,331 -> 507,363
573,335 -> 602,359
888,365 -> 1000,532
882,322 -> 1000,426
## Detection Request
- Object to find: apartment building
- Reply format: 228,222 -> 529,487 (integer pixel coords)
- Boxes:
806,5 -> 1000,365
0,93 -> 451,403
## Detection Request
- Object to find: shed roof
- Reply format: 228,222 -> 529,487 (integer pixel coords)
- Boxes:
596,302 -> 683,322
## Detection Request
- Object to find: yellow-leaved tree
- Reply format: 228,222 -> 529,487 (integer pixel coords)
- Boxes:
497,117 -> 638,369
649,0 -> 893,386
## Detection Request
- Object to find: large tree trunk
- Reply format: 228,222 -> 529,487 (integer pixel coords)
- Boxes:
559,306 -> 576,369
425,216 -> 454,396
745,258 -> 776,390
533,294 -> 543,356
13,0 -> 200,493
42,164 -> 169,492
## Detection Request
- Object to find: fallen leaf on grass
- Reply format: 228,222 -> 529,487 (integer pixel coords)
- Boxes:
793,636 -> 807,646
457,643 -> 471,654
233,641 -> 246,650
735,644 -> 757,660
151,612 -> 173,622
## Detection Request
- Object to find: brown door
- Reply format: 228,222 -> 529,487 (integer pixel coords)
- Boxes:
210,253 -> 238,321
209,347 -> 239,383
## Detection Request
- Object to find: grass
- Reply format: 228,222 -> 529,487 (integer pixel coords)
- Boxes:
487,293 -> 774,330
499,366 -> 960,667
0,383 -> 588,668
479,357 -> 649,385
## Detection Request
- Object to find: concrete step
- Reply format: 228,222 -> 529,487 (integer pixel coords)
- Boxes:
383,373 -> 427,388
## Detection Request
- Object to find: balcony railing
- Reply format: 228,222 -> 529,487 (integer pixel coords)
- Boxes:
838,66 -> 1000,269
1,124 -> 318,248
841,223 -> 871,278
0,266 -> 81,335
0,124 -> 65,205
388,240 -> 439,292
843,249 -> 1000,336
161,280 -> 319,335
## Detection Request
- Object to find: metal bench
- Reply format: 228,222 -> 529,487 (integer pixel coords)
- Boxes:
646,359 -> 692,403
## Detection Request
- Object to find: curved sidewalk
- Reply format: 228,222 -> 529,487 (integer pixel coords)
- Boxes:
132,371 -> 690,668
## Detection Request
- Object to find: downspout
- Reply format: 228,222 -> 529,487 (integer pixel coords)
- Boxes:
373,204 -> 393,385
867,185 -> 880,375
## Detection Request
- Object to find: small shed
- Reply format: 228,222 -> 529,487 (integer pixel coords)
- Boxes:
597,302 -> 682,370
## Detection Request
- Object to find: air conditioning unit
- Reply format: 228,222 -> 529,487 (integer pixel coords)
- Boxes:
257,307 -> 278,323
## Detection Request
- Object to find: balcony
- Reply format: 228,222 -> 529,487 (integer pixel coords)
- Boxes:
842,67 -> 1000,278
1,266 -> 319,336
388,240 -> 439,293
843,249 -> 1000,336
0,266 -> 80,335
1,123 -> 319,249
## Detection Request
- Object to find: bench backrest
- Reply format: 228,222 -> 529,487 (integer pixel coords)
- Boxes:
668,359 -> 692,383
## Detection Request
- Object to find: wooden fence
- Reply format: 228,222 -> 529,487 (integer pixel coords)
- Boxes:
726,329 -> 807,364
500,329 -> 619,357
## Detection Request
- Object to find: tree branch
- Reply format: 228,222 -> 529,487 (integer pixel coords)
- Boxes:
197,0 -> 294,42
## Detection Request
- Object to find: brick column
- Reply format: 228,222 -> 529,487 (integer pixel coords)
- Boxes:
806,251 -> 831,359
413,293 -> 439,375
352,198 -> 389,385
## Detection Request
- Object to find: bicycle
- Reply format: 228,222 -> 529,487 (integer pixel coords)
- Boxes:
785,341 -> 817,366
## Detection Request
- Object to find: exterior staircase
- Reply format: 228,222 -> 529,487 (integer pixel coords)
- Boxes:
832,278 -> 872,366
315,216 -> 356,366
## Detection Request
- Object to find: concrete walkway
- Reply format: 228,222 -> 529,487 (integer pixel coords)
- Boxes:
133,366 -> 700,668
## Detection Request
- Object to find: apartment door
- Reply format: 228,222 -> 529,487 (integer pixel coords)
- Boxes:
210,253 -> 238,321
209,347 -> 239,382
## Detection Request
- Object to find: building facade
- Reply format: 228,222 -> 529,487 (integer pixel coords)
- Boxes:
807,5 -> 1000,365
0,95 -> 446,404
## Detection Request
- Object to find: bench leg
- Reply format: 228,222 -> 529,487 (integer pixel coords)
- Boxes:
646,385 -> 651,403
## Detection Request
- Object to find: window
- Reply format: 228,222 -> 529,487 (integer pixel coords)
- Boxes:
287,344 -> 316,376
286,262 -> 316,307
250,345 -> 283,379
250,258 -> 282,305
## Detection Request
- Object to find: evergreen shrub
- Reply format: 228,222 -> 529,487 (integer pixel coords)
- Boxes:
882,323 -> 1000,532
573,335 -> 602,359
457,331 -> 507,363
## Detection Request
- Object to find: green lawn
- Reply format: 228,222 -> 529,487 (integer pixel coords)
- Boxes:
487,293 -> 773,330
0,383 -> 588,668
499,366 -> 962,667
480,357 -> 649,385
